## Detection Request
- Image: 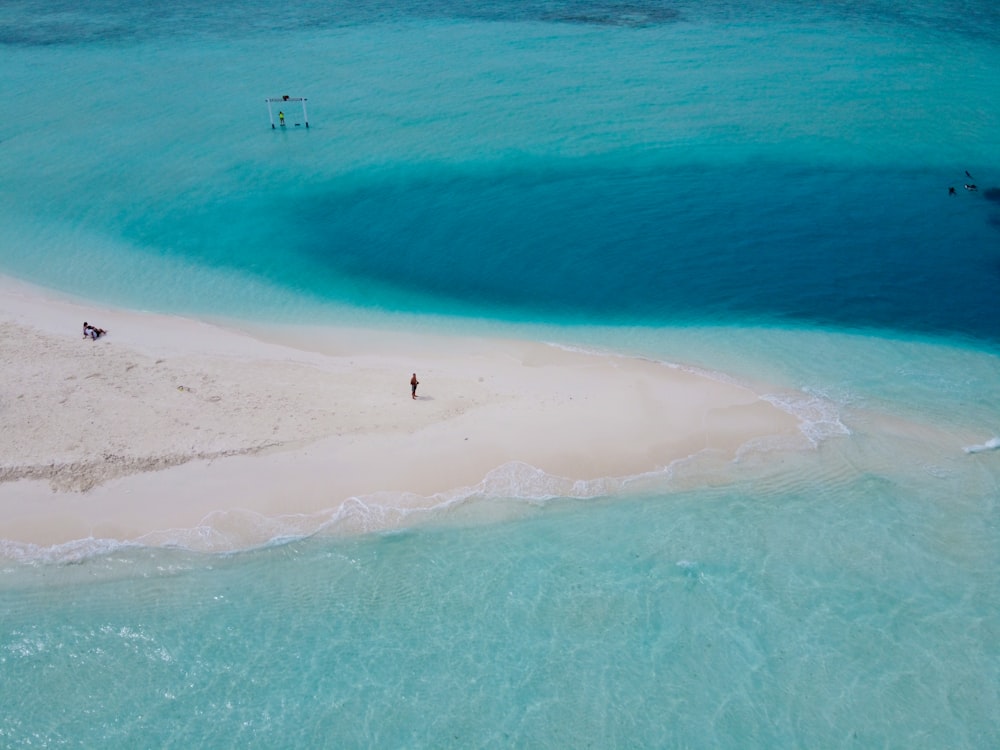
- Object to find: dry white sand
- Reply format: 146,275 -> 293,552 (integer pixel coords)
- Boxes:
0,277 -> 806,550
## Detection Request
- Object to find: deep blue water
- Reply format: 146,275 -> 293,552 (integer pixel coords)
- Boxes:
96,153 -> 1000,341
3,0 -> 998,344
261,160 -> 1000,339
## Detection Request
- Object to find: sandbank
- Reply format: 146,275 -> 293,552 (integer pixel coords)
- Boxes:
0,276 -> 807,553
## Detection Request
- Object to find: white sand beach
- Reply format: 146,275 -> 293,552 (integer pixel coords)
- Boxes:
0,276 -> 807,550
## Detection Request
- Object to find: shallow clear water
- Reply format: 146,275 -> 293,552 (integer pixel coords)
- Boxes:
3,478 -> 998,748
2,0 -> 999,746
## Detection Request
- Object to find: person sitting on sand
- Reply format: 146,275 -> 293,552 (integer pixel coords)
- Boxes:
83,322 -> 106,340
411,373 -> 419,399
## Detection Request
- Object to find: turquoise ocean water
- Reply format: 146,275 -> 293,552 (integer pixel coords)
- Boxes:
2,0 -> 1000,746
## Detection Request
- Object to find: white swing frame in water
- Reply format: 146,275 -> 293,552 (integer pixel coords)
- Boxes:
265,96 -> 309,129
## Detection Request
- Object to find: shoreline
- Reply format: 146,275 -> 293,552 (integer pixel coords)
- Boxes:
0,276 -> 811,554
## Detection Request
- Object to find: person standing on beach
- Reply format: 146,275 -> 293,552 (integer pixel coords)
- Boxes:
410,373 -> 419,399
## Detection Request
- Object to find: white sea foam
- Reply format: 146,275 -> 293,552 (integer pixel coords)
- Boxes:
0,459 -> 682,564
963,436 -> 1000,454
0,536 -> 143,567
6,442 -> 783,566
762,388 -> 851,446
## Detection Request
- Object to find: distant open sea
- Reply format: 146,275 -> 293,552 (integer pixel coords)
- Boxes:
2,0 -> 999,746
